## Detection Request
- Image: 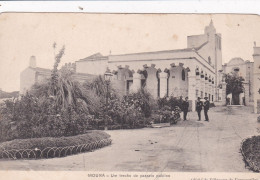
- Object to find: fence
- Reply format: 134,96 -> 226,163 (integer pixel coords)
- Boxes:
0,138 -> 112,160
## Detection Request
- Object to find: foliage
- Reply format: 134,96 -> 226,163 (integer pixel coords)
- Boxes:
152,105 -> 181,124
83,75 -> 115,100
0,131 -> 110,151
241,135 -> 260,172
224,73 -> 245,95
123,88 -> 154,118
157,96 -> 183,111
0,93 -> 104,142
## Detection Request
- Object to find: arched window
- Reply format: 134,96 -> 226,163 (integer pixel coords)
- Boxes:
182,69 -> 185,81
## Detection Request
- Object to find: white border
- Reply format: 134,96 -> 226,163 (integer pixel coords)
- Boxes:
0,0 -> 260,14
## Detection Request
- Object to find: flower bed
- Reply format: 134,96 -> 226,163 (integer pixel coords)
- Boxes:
0,131 -> 111,159
241,135 -> 260,172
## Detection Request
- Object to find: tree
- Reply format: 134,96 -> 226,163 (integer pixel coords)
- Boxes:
224,73 -> 245,95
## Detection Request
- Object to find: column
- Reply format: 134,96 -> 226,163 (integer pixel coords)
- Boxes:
200,74 -> 205,98
195,75 -> 200,99
222,82 -> 227,106
188,70 -> 197,112
132,72 -> 141,92
159,71 -> 168,98
243,81 -> 250,106
212,78 -> 215,102
205,79 -> 208,98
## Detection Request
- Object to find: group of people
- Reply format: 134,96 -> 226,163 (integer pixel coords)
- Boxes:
180,96 -> 210,122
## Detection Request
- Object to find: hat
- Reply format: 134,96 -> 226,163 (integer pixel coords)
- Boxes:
197,97 -> 201,100
204,97 -> 208,100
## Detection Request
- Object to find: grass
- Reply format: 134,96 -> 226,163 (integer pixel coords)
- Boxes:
0,130 -> 110,151
241,135 -> 260,172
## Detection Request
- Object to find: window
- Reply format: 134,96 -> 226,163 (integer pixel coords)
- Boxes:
182,69 -> 185,81
208,56 -> 211,64
234,68 -> 240,72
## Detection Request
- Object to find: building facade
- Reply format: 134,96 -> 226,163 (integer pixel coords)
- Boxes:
74,20 -> 225,111
20,21 -> 232,112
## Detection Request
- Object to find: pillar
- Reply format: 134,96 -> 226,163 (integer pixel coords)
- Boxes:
195,75 -> 200,99
200,74 -> 205,98
243,81 -> 250,106
132,72 -> 142,92
159,71 -> 168,98
188,71 -> 196,111
222,82 -> 227,106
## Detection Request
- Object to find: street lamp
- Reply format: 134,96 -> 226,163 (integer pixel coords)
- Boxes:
104,69 -> 113,130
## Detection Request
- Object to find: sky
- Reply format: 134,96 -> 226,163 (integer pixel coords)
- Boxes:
0,13 -> 260,92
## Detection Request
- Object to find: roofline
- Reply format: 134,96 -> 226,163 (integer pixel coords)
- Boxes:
109,48 -> 194,57
76,56 -> 108,62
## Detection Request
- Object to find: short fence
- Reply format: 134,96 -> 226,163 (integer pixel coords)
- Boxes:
0,138 -> 112,160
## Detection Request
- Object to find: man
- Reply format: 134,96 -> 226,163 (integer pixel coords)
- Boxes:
182,97 -> 189,120
196,97 -> 203,121
204,97 -> 210,121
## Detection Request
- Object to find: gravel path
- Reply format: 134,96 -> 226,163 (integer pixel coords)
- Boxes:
0,106 -> 259,172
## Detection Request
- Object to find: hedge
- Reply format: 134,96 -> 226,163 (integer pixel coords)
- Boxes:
0,131 -> 111,159
241,135 -> 260,172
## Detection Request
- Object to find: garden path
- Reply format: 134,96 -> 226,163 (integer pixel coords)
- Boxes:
0,106 -> 259,172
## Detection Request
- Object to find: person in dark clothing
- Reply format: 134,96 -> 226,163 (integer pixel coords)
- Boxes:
204,97 -> 210,121
182,97 -> 189,120
196,97 -> 203,121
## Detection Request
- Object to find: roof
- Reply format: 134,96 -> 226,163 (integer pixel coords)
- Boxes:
77,53 -> 108,62
110,48 -> 194,57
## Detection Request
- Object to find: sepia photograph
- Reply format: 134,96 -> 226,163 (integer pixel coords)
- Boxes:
0,12 -> 259,178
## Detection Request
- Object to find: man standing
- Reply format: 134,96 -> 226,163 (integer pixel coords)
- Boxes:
204,97 -> 210,121
196,97 -> 203,121
182,97 -> 189,120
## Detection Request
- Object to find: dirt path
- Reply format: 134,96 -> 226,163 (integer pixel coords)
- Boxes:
0,106 -> 259,172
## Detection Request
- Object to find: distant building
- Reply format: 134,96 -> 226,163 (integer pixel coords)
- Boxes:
223,57 -> 254,106
20,56 -> 96,95
253,43 -> 260,113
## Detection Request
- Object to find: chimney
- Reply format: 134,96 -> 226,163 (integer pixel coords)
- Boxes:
29,56 -> 36,68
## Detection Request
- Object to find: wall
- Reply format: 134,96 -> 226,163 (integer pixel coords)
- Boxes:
20,68 -> 36,95
76,59 -> 108,75
168,65 -> 188,97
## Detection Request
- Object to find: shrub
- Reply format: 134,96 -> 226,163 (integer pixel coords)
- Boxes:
157,96 -> 183,111
151,105 -> 181,125
123,88 -> 155,118
241,136 -> 260,172
0,93 -> 100,141
0,131 -> 111,159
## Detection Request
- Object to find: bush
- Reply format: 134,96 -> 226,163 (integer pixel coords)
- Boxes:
151,105 -> 181,124
0,131 -> 111,159
0,93 -> 99,142
157,96 -> 183,111
0,131 -> 109,150
123,88 -> 155,118
241,136 -> 260,172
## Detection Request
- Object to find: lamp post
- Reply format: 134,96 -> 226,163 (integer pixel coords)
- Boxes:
104,70 -> 113,130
